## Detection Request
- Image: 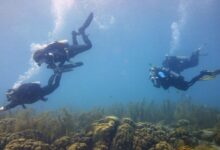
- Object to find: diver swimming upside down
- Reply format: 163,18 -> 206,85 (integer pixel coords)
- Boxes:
33,12 -> 94,71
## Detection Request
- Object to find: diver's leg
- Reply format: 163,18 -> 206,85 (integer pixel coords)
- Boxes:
72,31 -> 79,46
42,73 -> 62,96
81,32 -> 92,49
47,74 -> 56,86
187,72 -> 206,87
68,33 -> 92,58
173,77 -> 189,91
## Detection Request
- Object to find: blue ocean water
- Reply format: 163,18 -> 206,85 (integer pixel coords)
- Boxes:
0,0 -> 219,111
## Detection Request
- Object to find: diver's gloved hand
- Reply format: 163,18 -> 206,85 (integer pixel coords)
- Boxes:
0,106 -> 5,112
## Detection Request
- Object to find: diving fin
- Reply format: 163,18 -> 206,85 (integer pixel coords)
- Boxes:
58,66 -> 73,73
62,62 -> 83,70
200,69 -> 220,81
200,75 -> 216,81
78,12 -> 94,33
55,62 -> 84,73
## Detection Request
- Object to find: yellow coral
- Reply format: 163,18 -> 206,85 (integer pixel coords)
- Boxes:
68,142 -> 87,150
175,127 -> 188,136
155,141 -> 173,150
194,144 -> 217,150
90,116 -> 119,138
178,145 -> 193,150
93,143 -> 108,150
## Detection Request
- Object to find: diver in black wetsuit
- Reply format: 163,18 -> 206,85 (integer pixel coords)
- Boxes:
149,66 -> 212,91
33,12 -> 93,71
0,72 -> 62,112
162,50 -> 201,73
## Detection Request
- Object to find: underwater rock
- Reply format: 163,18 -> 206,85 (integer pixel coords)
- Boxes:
199,129 -> 216,142
65,133 -> 93,150
87,116 -> 119,150
155,141 -> 173,150
67,142 -> 88,150
111,118 -> 135,150
176,119 -> 190,127
214,132 -> 220,146
7,129 -> 49,143
132,123 -> 155,149
5,138 -> 50,150
0,133 -> 8,149
178,145 -> 193,150
0,129 -> 49,149
52,136 -> 72,150
151,125 -> 171,143
1,114 -> 219,150
121,118 -> 136,128
171,127 -> 198,147
194,144 -> 218,150
0,118 -> 16,133
172,127 -> 189,138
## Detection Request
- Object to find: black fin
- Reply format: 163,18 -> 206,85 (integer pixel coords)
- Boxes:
79,12 -> 94,33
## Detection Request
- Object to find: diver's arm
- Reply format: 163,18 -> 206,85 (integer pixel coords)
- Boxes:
152,79 -> 160,88
46,53 -> 57,69
0,102 -> 18,112
72,33 -> 92,51
71,30 -> 92,49
72,31 -> 79,46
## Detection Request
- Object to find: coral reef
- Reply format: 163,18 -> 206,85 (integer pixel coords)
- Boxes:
194,144 -> 217,150
155,141 -> 173,150
52,136 -> 71,150
87,116 -> 119,150
5,138 -> 50,150
0,99 -> 220,149
111,118 -> 135,150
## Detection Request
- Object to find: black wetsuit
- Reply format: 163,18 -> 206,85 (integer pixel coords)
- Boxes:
150,67 -> 206,91
4,72 -> 62,111
34,32 -> 92,69
162,51 -> 199,73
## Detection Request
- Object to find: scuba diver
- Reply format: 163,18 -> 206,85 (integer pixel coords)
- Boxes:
33,12 -> 94,71
162,49 -> 203,73
0,71 -> 62,112
149,66 -> 219,91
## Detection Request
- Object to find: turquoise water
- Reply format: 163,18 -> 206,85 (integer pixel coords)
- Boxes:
0,0 -> 219,111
